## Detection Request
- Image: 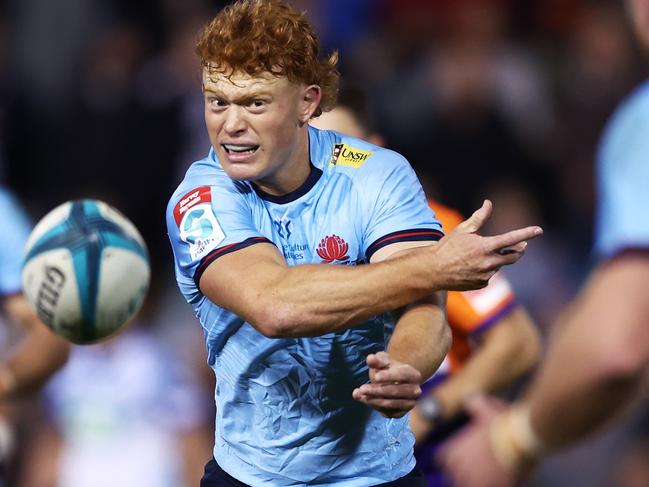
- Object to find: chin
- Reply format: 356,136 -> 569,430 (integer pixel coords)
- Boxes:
221,162 -> 265,183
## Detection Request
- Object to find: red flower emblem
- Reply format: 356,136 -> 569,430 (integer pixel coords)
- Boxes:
317,235 -> 350,263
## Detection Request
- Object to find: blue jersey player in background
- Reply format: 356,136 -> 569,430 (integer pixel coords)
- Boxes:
0,186 -> 68,484
0,187 -> 68,400
439,1 -> 649,485
166,1 -> 542,485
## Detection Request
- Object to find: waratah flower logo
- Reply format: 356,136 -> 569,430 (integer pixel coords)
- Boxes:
316,235 -> 350,263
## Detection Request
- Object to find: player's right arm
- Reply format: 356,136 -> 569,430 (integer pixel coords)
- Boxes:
195,200 -> 541,338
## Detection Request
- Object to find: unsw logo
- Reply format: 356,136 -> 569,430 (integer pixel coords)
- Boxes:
329,143 -> 373,169
316,235 -> 350,263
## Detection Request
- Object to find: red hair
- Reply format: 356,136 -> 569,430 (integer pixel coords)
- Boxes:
197,0 -> 339,116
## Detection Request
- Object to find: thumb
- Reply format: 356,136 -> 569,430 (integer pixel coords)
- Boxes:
456,200 -> 493,234
367,351 -> 390,370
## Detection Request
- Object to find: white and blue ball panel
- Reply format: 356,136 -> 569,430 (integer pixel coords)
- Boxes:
22,200 -> 149,343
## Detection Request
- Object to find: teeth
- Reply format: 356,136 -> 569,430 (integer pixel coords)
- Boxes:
223,144 -> 258,153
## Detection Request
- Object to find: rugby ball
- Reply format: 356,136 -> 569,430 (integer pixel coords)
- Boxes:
21,200 -> 150,344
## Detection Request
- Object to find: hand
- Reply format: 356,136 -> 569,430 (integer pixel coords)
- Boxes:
431,200 -> 543,291
352,351 -> 422,418
437,395 -> 522,487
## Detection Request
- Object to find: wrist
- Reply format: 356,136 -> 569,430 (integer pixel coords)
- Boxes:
489,404 -> 545,472
417,394 -> 446,426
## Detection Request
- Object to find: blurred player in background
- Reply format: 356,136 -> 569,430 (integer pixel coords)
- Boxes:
0,186 -> 69,483
20,317 -> 211,487
167,1 -> 541,485
312,83 -> 541,487
0,187 -> 68,400
438,0 -> 649,485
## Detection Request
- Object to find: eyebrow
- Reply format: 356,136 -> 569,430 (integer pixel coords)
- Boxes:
203,88 -> 272,105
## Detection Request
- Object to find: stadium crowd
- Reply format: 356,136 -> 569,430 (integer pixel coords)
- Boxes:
0,0 -> 646,486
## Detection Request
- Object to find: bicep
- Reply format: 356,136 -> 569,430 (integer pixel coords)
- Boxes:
198,242 -> 289,325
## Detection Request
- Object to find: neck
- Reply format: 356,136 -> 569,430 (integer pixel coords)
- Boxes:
254,127 -> 311,196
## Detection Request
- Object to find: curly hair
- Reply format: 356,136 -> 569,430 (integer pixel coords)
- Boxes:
196,0 -> 339,117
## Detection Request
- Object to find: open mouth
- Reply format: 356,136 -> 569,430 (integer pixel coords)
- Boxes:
222,144 -> 259,155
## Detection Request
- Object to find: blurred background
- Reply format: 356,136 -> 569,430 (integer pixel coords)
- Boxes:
0,0 -> 647,486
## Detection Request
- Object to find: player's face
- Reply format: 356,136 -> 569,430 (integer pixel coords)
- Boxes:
628,0 -> 649,50
202,70 -> 320,195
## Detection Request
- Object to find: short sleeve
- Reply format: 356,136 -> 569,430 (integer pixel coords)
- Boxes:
595,84 -> 649,258
0,190 -> 32,296
360,151 -> 443,260
166,179 -> 272,289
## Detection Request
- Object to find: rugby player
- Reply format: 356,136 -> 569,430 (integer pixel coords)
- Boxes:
166,1 -> 542,484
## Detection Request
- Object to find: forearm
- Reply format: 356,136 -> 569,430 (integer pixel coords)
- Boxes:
522,261 -> 649,450
525,319 -> 645,450
203,212 -> 542,338
434,308 -> 540,417
387,293 -> 451,382
210,245 -> 447,338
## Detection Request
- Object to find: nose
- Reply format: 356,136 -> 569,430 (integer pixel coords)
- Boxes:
223,106 -> 247,135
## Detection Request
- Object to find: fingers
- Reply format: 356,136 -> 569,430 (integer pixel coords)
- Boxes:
373,363 -> 422,384
355,382 -> 422,399
366,352 -> 390,370
497,241 -> 527,256
353,397 -> 418,418
456,200 -> 493,234
352,386 -> 420,418
487,226 -> 543,253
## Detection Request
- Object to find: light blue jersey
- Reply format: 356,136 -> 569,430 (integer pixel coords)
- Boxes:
596,80 -> 649,258
0,187 -> 32,296
167,126 -> 443,486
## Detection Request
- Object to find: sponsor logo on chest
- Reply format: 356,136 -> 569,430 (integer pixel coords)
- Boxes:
329,143 -> 373,168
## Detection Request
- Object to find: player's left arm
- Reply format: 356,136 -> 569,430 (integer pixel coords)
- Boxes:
0,294 -> 69,398
353,241 -> 451,418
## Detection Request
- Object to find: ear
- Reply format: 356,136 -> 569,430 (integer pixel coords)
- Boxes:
298,85 -> 322,124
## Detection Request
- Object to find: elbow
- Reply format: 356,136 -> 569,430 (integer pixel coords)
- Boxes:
440,321 -> 452,358
252,302 -> 303,339
591,341 -> 649,385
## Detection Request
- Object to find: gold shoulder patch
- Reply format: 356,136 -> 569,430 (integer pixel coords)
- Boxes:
329,143 -> 373,169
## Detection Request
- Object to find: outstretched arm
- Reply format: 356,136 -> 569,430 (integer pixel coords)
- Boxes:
199,201 -> 543,338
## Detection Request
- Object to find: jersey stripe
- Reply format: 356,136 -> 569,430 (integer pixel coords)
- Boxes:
365,228 -> 444,260
193,237 -> 274,287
